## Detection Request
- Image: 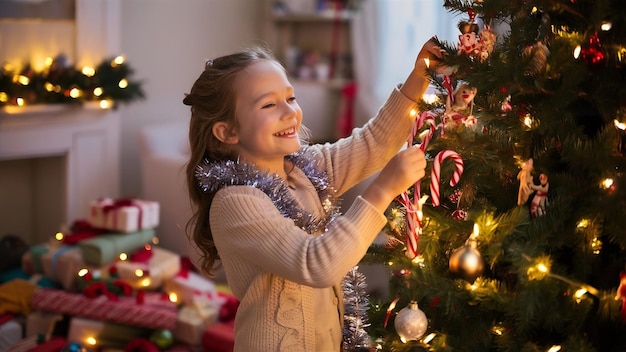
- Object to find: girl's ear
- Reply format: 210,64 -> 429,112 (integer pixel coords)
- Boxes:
212,122 -> 239,144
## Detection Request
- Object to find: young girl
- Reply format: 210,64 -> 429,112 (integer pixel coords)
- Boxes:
183,39 -> 443,351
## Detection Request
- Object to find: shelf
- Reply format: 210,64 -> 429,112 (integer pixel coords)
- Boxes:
272,10 -> 355,23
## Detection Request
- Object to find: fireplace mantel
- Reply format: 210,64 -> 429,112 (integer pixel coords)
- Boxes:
0,106 -> 120,231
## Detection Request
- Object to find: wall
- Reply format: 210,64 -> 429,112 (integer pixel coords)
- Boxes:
118,0 -> 265,198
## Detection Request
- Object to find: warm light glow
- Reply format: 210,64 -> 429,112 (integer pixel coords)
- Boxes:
387,261 -> 394,266
531,7 -> 538,14
118,78 -> 129,89
86,336 -> 97,346
54,232 -> 64,241
152,237 -> 159,245
93,87 -> 103,96
411,255 -> 424,265
169,292 -> 178,303
77,268 -> 89,277
112,55 -> 125,66
591,237 -> 602,255
523,114 -> 533,128
17,97 -> 25,106
144,244 -> 152,251
424,58 -> 430,68
119,252 -> 128,261
471,223 -> 480,240
17,75 -> 30,85
548,346 -> 562,352
0,92 -> 7,102
69,88 -> 82,98
574,288 -> 587,303
410,108 -> 417,117
387,297 -> 399,313
601,21 -> 612,31
491,325 -> 504,336
423,333 -> 436,343
537,263 -> 548,273
577,219 -> 589,228
45,82 -> 55,92
140,277 -> 152,287
134,269 -> 144,277
614,119 -> 626,130
573,45 -> 582,59
44,57 -> 53,67
99,100 -> 111,109
82,66 -> 96,77
601,178 -> 614,189
422,93 -> 438,104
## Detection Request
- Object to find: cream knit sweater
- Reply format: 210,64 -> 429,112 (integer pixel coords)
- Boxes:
209,88 -> 417,351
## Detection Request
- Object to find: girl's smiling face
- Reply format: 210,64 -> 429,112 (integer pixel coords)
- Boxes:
230,59 -> 302,176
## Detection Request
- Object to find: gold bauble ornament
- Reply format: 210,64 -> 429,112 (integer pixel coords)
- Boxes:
449,240 -> 484,282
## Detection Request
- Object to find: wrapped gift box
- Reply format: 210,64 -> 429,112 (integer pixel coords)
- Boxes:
164,270 -> 218,306
202,320 -> 234,352
26,311 -> 63,338
114,247 -> 180,290
40,245 -> 88,291
68,317 -> 150,350
32,288 -> 177,330
174,303 -> 220,346
78,229 -> 156,267
89,198 -> 159,233
22,244 -> 49,275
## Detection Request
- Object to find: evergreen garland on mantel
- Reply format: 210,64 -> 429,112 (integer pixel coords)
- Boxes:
0,54 -> 144,111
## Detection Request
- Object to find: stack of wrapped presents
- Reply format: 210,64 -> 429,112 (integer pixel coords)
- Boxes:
0,198 -> 237,352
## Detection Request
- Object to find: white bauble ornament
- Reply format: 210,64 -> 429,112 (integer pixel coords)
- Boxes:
394,301 -> 428,342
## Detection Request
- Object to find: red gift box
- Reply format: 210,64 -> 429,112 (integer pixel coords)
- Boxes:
202,320 -> 234,352
32,288 -> 177,330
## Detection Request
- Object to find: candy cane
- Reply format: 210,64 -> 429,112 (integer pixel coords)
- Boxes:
396,112 -> 439,259
430,150 -> 464,207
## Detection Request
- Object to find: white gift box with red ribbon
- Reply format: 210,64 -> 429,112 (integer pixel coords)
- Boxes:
88,198 -> 160,233
114,246 -> 181,290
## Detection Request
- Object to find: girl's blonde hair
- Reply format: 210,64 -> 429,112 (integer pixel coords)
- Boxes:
182,44 -> 278,275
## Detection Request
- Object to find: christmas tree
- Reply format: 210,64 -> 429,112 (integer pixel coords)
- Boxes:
362,0 -> 626,351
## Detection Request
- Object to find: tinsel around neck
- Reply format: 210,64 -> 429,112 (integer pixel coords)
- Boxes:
195,148 -> 340,233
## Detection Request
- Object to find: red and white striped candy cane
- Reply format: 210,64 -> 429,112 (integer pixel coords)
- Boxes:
397,113 -> 437,259
430,150 -> 464,207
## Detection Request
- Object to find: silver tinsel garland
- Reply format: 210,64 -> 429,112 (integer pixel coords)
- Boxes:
195,147 -> 341,234
343,266 -> 373,351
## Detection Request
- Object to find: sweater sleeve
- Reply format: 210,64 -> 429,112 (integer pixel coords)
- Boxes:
312,87 -> 419,196
210,185 -> 387,289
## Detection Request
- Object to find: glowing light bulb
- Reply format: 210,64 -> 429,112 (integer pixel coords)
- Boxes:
614,119 -> 626,130
77,268 -> 89,277
17,97 -> 25,106
55,232 -> 64,241
0,92 -> 7,102
573,45 -> 582,59
86,336 -> 97,346
69,88 -> 82,98
601,21 -> 612,31
17,75 -> 30,85
601,178 -> 614,189
82,66 -> 95,77
93,87 -> 103,96
118,78 -> 128,88
119,252 -> 128,261
134,269 -> 144,277
169,292 -> 178,303
112,55 -> 125,66
99,100 -> 111,109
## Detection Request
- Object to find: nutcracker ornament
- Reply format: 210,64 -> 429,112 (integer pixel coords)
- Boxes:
530,173 -> 549,217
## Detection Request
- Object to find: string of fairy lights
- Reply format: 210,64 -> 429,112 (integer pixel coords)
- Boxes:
0,54 -> 144,112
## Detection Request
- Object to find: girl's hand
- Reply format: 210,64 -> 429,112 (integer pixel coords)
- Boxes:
363,146 -> 426,213
416,36 -> 446,71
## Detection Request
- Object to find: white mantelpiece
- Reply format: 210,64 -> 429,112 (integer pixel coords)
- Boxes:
0,107 -> 120,237
0,0 -> 122,243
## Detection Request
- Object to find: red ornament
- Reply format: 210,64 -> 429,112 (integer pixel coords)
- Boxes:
451,209 -> 468,221
581,33 -> 605,66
